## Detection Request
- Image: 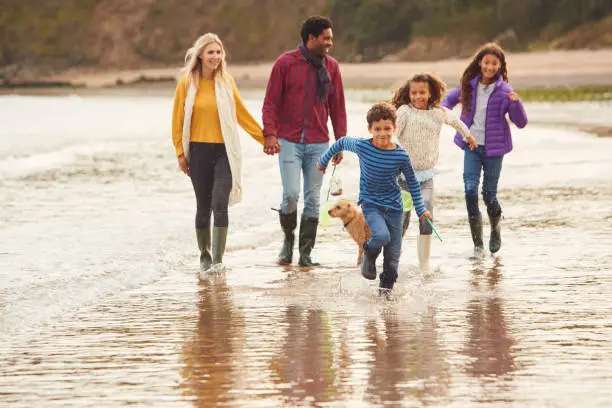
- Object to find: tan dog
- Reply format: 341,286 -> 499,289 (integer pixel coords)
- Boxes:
328,199 -> 372,265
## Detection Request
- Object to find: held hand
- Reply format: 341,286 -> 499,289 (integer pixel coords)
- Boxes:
466,135 -> 478,151
178,155 -> 189,176
331,152 -> 343,165
419,210 -> 433,222
316,163 -> 326,173
264,135 -> 280,155
508,92 -> 520,102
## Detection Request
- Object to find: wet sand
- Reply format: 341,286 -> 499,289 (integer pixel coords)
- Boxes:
1,91 -> 612,407
41,48 -> 612,89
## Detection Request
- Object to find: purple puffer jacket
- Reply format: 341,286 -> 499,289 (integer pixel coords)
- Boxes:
441,74 -> 528,157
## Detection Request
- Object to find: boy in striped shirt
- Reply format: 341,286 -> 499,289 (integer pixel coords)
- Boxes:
317,102 -> 432,296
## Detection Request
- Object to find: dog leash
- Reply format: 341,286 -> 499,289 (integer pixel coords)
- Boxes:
325,164 -> 337,202
319,164 -> 338,230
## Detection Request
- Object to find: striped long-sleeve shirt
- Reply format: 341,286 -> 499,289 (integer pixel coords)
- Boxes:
262,48 -> 347,143
318,137 -> 426,215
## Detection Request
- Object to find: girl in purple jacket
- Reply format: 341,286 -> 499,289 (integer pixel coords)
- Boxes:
441,43 -> 528,256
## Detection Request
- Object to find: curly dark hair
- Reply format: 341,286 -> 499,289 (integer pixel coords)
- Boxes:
391,73 -> 447,109
460,43 -> 508,113
300,16 -> 333,44
366,102 -> 397,127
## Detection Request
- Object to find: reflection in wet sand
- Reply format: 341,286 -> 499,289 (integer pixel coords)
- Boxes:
269,305 -> 344,405
364,306 -> 451,406
462,259 -> 518,403
180,273 -> 244,407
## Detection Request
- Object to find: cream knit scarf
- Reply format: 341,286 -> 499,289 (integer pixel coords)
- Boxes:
182,75 -> 243,206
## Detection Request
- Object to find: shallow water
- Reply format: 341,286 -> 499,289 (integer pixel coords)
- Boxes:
1,91 -> 611,407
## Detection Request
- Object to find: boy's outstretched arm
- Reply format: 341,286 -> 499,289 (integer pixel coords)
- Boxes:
400,158 -> 432,220
317,137 -> 359,172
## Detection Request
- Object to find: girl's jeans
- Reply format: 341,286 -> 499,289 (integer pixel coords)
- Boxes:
463,146 -> 503,217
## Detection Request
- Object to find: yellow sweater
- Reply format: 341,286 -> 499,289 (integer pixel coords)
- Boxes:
171,74 -> 264,156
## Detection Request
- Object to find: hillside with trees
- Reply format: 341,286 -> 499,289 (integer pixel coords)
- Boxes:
1,0 -> 611,81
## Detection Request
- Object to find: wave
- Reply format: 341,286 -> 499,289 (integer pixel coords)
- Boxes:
0,240 -> 183,346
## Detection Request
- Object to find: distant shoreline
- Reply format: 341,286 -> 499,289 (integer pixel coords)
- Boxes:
3,48 -> 612,91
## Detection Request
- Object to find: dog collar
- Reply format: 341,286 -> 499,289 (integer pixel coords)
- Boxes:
344,219 -> 353,228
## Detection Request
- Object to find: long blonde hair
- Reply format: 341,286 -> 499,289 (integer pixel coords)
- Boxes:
179,33 -> 227,87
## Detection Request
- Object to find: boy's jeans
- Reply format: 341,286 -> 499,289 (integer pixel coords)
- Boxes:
278,138 -> 328,218
463,146 -> 504,217
362,203 -> 403,286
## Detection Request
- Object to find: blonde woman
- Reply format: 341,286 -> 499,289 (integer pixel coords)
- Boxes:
172,33 -> 273,271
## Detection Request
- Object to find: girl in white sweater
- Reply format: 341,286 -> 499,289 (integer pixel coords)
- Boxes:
392,73 -> 477,272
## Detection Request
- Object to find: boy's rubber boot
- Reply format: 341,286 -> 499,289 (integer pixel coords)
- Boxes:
402,210 -> 411,238
298,215 -> 320,267
212,227 -> 228,265
361,245 -> 378,280
417,234 -> 432,273
196,228 -> 212,270
378,279 -> 394,300
489,212 -> 502,253
277,211 -> 297,265
468,214 -> 485,257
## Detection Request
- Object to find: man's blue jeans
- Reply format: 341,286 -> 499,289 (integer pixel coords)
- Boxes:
463,146 -> 503,217
362,203 -> 403,286
278,138 -> 329,218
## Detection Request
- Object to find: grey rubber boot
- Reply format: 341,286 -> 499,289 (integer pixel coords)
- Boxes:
468,214 -> 485,257
196,228 -> 212,270
298,215 -> 320,267
402,210 -> 411,238
212,227 -> 228,265
277,212 -> 297,265
489,213 -> 502,253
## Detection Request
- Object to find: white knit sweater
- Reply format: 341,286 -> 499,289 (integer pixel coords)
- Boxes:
395,104 -> 471,170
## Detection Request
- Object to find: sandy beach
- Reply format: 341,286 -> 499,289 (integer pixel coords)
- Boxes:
1,92 -> 612,407
41,48 -> 612,89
